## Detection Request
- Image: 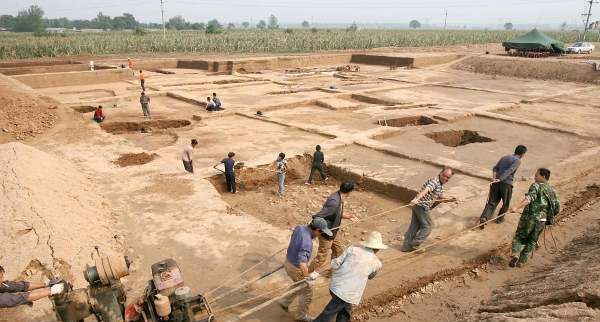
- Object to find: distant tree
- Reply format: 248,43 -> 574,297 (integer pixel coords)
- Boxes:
167,15 -> 188,30
257,20 -> 267,29
119,13 -> 138,29
268,14 -> 279,29
133,26 -> 146,35
560,22 -> 567,31
346,21 -> 358,32
206,19 -> 223,34
409,20 -> 421,29
92,12 -> 113,30
14,5 -> 45,32
0,14 -> 16,29
301,20 -> 310,28
504,22 -> 513,30
190,22 -> 205,30
227,22 -> 236,30
242,21 -> 250,28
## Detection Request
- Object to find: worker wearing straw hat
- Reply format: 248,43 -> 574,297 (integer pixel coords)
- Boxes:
313,231 -> 387,322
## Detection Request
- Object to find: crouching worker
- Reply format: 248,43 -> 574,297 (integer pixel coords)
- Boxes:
313,231 -> 387,322
0,265 -> 64,308
93,105 -> 105,123
279,217 -> 333,322
509,168 -> 560,268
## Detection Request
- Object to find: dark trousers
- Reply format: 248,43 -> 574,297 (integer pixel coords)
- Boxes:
140,79 -> 145,91
480,181 -> 513,223
183,160 -> 193,173
308,163 -> 327,183
313,291 -> 352,322
402,205 -> 432,250
225,172 -> 236,193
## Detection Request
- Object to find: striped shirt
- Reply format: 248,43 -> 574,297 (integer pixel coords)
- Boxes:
417,176 -> 444,210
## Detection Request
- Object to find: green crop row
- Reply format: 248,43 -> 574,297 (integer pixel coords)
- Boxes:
0,29 -> 583,60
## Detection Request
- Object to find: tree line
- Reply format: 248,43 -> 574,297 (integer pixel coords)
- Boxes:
0,5 -> 288,33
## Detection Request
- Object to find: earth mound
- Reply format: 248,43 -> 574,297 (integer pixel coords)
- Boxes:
0,142 -> 120,321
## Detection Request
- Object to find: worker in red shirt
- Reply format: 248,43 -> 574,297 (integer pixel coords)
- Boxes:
94,105 -> 105,123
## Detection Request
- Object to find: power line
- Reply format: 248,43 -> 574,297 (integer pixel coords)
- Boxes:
160,0 -> 166,39
582,0 -> 598,40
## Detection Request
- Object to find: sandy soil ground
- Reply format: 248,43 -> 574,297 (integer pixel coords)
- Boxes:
1,47 -> 599,322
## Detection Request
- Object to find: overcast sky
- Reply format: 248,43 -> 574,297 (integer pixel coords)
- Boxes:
0,0 -> 591,26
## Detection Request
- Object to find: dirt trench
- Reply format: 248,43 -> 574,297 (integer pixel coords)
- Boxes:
100,119 -> 191,134
376,116 -> 438,128
426,129 -> 494,147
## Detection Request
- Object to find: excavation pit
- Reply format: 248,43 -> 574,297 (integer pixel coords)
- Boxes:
376,116 -> 438,127
113,152 -> 158,167
100,120 -> 191,134
210,155 -> 412,240
425,129 -> 494,147
71,105 -> 96,113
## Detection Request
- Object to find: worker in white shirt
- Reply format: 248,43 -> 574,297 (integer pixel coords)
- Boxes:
313,231 -> 387,322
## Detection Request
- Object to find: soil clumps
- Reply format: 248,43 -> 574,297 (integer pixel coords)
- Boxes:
113,152 -> 159,167
0,74 -> 58,143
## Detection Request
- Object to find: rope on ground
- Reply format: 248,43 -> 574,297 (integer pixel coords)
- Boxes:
208,264 -> 284,304
542,226 -> 558,254
208,199 -> 451,306
382,210 -> 517,264
214,201 -> 495,319
205,247 -> 287,298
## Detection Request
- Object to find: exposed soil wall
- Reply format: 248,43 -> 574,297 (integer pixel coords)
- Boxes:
0,142 -> 120,322
12,69 -> 134,89
0,64 -> 88,76
350,54 -> 414,67
453,55 -> 600,83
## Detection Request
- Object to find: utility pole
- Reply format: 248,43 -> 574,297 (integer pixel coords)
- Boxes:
160,0 -> 166,39
443,9 -> 448,30
582,0 -> 598,41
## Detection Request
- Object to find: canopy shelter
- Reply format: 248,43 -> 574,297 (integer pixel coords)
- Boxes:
502,28 -> 565,53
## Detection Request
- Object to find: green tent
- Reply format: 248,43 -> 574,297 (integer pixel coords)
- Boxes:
502,28 -> 565,53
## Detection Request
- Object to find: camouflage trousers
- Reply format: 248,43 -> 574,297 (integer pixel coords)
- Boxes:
511,213 -> 545,264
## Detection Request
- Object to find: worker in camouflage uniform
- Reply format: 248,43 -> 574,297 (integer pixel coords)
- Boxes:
509,168 -> 560,267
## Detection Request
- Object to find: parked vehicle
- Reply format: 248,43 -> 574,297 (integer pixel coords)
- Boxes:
566,42 -> 595,54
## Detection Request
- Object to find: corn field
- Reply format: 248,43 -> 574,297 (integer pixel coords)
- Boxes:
0,29 -> 582,60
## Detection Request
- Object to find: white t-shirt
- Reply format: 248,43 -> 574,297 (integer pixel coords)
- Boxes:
182,145 -> 193,162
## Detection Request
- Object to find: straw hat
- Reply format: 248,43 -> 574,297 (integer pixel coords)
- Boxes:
361,231 -> 388,250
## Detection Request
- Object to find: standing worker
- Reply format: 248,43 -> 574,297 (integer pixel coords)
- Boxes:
306,145 -> 328,184
89,60 -> 95,71
182,139 -> 198,173
127,57 -> 133,69
279,217 -> 333,322
310,181 -> 357,273
509,168 -> 559,267
220,152 -> 237,193
401,168 -> 455,252
276,152 -> 287,198
139,91 -> 151,118
139,70 -> 145,91
0,265 -> 65,308
313,231 -> 387,322
479,145 -> 527,228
